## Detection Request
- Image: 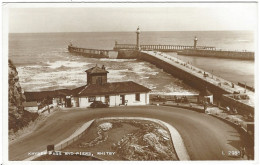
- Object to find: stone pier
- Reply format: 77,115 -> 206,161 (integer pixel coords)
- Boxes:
138,50 -> 254,114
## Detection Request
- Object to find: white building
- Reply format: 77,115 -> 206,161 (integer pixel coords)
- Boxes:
74,65 -> 151,108
49,65 -> 151,108
24,65 -> 151,108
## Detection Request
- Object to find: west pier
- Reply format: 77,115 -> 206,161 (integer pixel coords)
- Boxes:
138,50 -> 254,115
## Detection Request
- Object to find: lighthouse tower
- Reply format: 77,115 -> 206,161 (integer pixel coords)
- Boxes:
194,36 -> 198,49
136,26 -> 141,50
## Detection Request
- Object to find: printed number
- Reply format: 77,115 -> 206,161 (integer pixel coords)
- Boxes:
228,151 -> 240,156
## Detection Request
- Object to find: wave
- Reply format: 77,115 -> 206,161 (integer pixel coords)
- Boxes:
100,59 -> 136,62
140,76 -> 150,79
46,61 -> 90,69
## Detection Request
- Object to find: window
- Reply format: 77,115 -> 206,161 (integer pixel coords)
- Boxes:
96,77 -> 102,85
88,96 -> 96,102
135,93 -> 140,101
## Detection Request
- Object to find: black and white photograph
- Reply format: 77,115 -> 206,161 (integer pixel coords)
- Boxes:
1,1 -> 258,164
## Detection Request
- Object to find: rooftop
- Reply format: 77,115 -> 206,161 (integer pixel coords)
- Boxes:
78,81 -> 151,96
85,65 -> 108,74
24,86 -> 86,102
22,101 -> 38,107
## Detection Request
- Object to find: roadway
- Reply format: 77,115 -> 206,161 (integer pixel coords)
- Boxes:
9,106 -> 244,160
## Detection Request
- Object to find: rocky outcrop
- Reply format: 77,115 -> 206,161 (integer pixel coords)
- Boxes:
9,60 -> 25,118
9,60 -> 38,132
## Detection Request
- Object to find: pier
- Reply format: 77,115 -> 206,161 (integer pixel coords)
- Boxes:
138,50 -> 254,114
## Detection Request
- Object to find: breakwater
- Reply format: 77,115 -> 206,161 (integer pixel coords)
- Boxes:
138,51 -> 254,114
177,49 -> 254,60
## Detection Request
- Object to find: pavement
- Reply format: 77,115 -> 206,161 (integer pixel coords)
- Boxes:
9,105 -> 247,161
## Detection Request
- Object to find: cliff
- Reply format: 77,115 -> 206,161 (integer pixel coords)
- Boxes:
9,60 -> 38,132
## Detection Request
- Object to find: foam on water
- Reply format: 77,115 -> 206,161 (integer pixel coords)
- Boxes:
100,59 -> 136,62
46,61 -> 89,69
17,57 -> 199,94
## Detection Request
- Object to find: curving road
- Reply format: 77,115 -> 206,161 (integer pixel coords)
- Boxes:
9,106 -> 243,160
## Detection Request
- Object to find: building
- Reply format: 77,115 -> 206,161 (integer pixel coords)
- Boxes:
75,65 -> 151,107
39,65 -> 151,108
24,65 -> 151,108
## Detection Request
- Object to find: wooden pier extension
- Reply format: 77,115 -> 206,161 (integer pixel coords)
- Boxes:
68,45 -> 118,59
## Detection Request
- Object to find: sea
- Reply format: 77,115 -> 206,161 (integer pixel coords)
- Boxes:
9,31 -> 255,95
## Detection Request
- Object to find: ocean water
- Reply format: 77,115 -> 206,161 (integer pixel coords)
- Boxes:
9,31 -> 254,93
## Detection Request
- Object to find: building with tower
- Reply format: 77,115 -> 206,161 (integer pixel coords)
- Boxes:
76,65 -> 150,107
47,65 -> 151,108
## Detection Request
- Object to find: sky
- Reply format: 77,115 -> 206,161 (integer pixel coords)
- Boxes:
6,3 -> 258,33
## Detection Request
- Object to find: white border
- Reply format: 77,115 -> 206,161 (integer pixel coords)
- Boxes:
1,1 -> 259,165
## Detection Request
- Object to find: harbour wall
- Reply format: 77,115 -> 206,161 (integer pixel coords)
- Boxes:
177,49 -> 254,60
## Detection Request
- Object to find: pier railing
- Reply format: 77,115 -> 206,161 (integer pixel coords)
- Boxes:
113,43 -> 216,51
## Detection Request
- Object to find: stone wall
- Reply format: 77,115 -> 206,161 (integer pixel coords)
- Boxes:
221,94 -> 254,115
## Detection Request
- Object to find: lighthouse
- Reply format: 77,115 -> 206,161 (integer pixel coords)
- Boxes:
194,36 -> 198,49
136,26 -> 141,50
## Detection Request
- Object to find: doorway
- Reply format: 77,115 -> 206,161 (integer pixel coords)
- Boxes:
65,96 -> 72,107
120,95 -> 125,105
